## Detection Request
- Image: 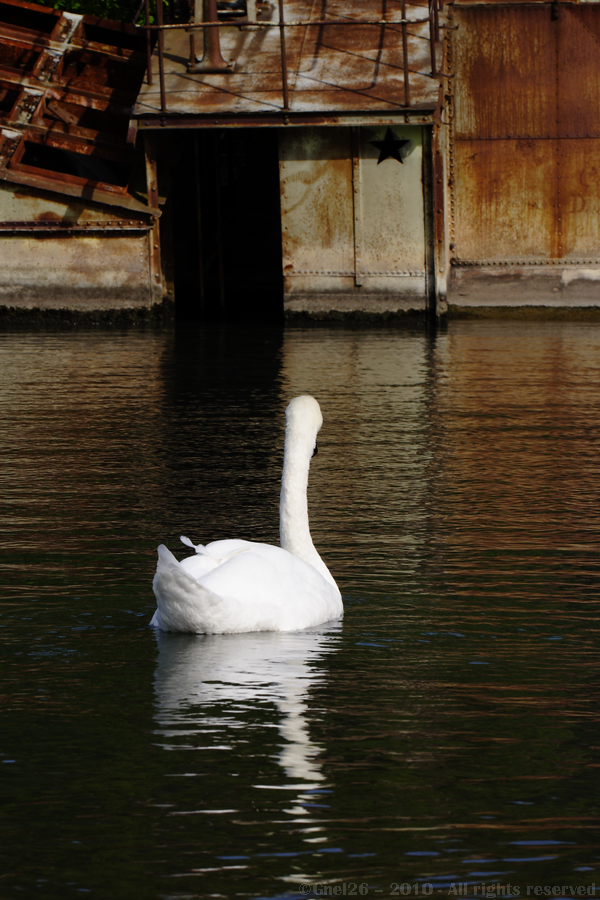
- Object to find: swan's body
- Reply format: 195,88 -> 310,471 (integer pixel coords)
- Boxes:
151,395 -> 343,633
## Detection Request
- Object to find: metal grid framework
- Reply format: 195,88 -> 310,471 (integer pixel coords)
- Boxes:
134,0 -> 446,123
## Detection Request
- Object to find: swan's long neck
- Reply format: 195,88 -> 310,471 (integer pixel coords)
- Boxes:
279,412 -> 336,588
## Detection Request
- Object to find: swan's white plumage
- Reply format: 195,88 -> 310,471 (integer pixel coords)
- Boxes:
151,395 -> 343,633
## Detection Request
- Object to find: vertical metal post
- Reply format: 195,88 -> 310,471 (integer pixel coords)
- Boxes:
188,0 -> 234,72
429,0 -> 437,76
145,133 -> 162,302
145,0 -> 152,85
277,0 -> 290,110
156,0 -> 167,111
401,0 -> 411,107
145,132 -> 159,210
351,127 -> 363,287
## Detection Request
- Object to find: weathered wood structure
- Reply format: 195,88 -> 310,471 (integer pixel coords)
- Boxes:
0,0 -> 161,314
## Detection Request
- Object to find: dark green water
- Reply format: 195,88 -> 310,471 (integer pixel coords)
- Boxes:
2,321 -> 600,899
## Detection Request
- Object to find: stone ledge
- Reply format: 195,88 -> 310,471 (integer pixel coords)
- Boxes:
0,300 -> 175,328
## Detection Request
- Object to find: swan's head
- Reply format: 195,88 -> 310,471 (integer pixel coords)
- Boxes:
285,396 -> 323,456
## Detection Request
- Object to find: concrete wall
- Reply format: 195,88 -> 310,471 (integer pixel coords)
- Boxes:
0,183 -> 162,313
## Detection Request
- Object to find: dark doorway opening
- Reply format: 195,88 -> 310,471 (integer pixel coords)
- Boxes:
169,129 -> 283,323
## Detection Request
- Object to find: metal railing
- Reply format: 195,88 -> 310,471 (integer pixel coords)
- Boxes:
137,0 -> 444,114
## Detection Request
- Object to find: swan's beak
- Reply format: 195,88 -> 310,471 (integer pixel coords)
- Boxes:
312,441 -> 318,458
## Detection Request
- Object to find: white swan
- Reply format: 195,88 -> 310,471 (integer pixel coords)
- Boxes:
150,395 -> 343,633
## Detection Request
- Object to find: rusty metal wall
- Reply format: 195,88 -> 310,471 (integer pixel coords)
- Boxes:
448,3 -> 600,306
279,124 -> 429,315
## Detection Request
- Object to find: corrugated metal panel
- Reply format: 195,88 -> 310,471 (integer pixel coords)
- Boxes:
452,138 -> 555,260
449,3 -> 600,277
453,6 -> 556,140
559,138 -> 600,259
558,7 -> 600,139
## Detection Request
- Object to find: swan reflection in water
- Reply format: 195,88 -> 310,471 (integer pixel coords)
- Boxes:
153,625 -> 341,787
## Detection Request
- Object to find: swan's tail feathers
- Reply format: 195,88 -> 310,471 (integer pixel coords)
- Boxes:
180,535 -> 213,557
152,544 -> 225,633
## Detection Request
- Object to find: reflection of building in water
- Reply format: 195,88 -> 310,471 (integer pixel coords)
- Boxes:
429,322 -> 600,554
153,627 -> 340,786
279,328 -> 433,585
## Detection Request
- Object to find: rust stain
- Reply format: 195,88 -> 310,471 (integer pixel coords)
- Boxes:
134,0 -> 444,119
34,210 -> 61,220
451,3 -> 600,268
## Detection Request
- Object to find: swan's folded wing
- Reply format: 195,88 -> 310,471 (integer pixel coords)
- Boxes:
199,544 -> 342,631
179,551 -> 219,580
152,544 -> 286,633
152,544 -> 226,633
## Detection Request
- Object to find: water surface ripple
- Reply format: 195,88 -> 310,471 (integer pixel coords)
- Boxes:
1,322 -> 600,898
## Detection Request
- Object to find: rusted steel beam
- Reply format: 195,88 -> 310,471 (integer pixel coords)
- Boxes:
22,131 -> 136,164
144,131 -> 159,210
0,77 -> 136,115
16,115 -> 132,149
0,28 -> 145,62
5,70 -> 146,108
138,112 -> 438,128
0,220 -> 150,230
0,167 -> 160,215
140,16 -> 432,29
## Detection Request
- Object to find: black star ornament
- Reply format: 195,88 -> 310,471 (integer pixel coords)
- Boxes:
370,127 -> 411,164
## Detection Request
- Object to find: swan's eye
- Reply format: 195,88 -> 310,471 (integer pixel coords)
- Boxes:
312,441 -> 318,458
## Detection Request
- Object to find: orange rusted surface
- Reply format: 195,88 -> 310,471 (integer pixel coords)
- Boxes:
448,1 -> 600,306
0,0 -> 154,214
135,0 -> 444,121
0,0 -> 163,311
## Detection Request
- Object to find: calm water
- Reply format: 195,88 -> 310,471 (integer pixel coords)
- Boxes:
2,321 -> 600,899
